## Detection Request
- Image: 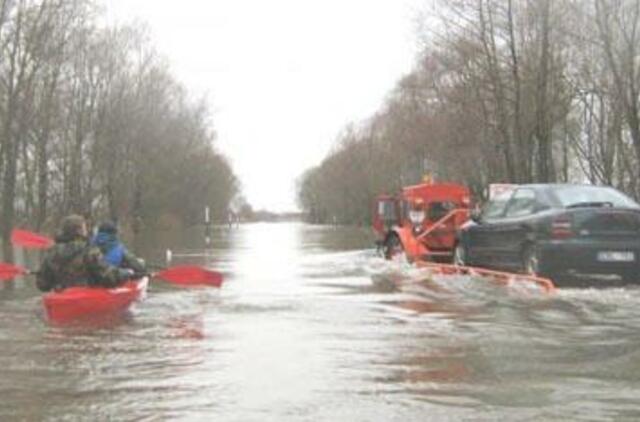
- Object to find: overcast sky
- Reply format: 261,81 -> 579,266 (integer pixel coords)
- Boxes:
105,0 -> 422,212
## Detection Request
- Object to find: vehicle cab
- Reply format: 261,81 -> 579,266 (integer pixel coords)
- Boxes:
373,180 -> 472,262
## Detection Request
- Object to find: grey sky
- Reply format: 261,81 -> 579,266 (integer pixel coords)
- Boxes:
105,0 -> 421,211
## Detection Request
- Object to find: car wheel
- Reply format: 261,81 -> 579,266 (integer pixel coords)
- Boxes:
522,244 -> 540,276
384,234 -> 408,263
453,243 -> 466,266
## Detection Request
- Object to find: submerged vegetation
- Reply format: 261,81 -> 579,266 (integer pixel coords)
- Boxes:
0,0 -> 238,256
298,0 -> 640,224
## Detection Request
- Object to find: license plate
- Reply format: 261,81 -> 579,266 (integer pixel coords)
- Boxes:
597,251 -> 635,262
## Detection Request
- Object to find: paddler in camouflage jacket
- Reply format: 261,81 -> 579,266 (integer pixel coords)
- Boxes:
36,215 -> 135,292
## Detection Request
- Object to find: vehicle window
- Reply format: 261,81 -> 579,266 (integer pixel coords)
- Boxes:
504,189 -> 537,218
428,201 -> 454,221
378,200 -> 396,220
481,190 -> 513,220
552,185 -> 640,209
402,200 -> 410,220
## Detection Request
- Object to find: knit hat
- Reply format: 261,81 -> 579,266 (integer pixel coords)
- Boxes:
61,214 -> 86,238
97,221 -> 118,234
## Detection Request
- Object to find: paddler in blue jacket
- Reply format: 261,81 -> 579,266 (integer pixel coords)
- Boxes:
92,221 -> 146,275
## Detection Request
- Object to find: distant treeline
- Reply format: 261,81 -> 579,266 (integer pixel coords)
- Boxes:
298,0 -> 640,224
0,0 -> 238,256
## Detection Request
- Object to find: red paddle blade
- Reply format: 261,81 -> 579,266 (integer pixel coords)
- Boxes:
0,263 -> 28,281
155,265 -> 223,288
11,229 -> 54,249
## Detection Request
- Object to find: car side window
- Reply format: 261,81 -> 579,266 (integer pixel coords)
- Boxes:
482,199 -> 508,220
504,189 -> 537,218
480,190 -> 514,220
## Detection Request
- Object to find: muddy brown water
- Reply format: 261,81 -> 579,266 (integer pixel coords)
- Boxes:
2,222 -> 640,421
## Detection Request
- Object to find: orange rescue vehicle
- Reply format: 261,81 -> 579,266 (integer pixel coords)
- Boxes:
373,180 -> 472,263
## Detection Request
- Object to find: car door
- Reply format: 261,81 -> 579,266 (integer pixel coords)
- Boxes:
492,188 -> 540,270
464,192 -> 512,267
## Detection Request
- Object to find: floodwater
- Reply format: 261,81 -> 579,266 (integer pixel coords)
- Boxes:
2,223 -> 640,421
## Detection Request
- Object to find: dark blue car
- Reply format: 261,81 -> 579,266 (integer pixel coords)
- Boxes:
454,184 -> 640,285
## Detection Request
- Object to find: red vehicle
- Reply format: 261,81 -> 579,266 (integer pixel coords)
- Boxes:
373,181 -> 472,263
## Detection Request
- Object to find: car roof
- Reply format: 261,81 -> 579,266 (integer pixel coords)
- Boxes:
515,183 -> 603,189
503,184 -> 608,207
513,183 -> 640,207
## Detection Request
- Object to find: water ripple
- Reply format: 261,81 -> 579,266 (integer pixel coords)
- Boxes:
2,223 -> 640,420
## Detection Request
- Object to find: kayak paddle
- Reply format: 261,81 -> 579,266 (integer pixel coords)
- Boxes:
0,261 -> 223,287
11,229 -> 54,249
0,262 -> 29,280
8,228 -> 224,287
153,265 -> 223,287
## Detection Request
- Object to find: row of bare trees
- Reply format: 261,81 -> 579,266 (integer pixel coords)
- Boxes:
0,0 -> 238,256
298,0 -> 640,224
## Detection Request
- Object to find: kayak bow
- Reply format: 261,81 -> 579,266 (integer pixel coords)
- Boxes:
42,277 -> 149,321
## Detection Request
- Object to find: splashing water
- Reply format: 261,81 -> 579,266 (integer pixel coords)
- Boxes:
1,222 -> 640,421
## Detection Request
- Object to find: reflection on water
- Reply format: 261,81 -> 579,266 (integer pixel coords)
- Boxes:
2,222 -> 640,420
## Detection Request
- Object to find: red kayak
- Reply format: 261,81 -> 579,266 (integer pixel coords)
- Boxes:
42,277 -> 149,322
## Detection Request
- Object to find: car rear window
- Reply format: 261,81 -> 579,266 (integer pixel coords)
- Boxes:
552,186 -> 639,209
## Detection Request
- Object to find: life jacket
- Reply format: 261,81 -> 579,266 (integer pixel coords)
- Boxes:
92,232 -> 125,266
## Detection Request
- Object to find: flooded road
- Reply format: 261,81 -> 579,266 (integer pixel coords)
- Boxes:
2,222 -> 640,421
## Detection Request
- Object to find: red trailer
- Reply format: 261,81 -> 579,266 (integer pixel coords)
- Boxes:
373,181 -> 472,263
